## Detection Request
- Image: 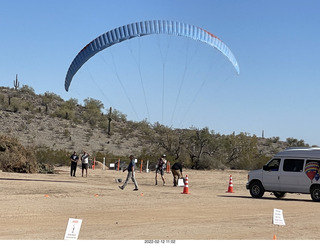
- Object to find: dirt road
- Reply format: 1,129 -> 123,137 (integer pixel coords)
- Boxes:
0,167 -> 317,240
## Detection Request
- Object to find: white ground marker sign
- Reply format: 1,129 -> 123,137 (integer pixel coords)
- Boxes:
64,218 -> 83,240
273,208 -> 285,226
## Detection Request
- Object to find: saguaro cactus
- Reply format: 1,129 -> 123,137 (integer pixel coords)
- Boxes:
108,107 -> 112,135
13,74 -> 19,90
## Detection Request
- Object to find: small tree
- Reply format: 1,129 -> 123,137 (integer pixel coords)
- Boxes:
83,98 -> 104,126
286,137 -> 309,147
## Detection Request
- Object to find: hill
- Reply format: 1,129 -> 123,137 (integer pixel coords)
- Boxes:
0,86 -> 147,156
0,85 -> 312,172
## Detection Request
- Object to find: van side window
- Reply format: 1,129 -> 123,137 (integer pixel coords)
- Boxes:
264,158 -> 280,171
283,159 -> 304,172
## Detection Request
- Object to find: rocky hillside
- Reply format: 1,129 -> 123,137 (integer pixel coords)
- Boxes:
0,85 -> 312,171
0,86 -> 148,157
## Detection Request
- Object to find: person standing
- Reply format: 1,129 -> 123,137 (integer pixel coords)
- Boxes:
155,154 -> 167,185
70,151 -> 79,177
119,155 -> 139,191
81,151 -> 90,177
171,162 -> 183,186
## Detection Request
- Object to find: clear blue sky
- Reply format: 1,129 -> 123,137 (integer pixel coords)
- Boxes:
1,0 -> 320,145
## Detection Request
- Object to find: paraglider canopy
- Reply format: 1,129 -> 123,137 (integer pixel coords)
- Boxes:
65,20 -> 240,92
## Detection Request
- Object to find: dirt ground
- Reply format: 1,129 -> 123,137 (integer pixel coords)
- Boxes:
0,166 -> 318,240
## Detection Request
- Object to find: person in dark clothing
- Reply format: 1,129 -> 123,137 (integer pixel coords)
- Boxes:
155,154 -> 167,185
171,162 -> 183,186
70,151 -> 79,177
119,155 -> 139,191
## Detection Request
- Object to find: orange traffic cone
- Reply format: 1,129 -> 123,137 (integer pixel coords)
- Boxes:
273,234 -> 277,240
226,175 -> 234,193
181,175 -> 190,194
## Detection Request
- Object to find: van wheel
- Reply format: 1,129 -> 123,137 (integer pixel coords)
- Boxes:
249,181 -> 265,198
273,192 -> 286,198
310,185 -> 320,202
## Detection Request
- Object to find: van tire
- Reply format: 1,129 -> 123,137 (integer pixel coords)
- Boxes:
273,192 -> 286,198
310,185 -> 320,202
249,181 -> 265,198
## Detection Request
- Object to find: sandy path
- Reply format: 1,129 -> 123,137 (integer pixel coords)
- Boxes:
0,167 -> 317,240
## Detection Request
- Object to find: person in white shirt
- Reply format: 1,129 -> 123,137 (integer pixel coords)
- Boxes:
81,151 -> 90,177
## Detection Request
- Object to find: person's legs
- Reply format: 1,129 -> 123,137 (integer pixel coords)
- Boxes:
120,172 -> 132,189
131,172 -> 139,190
82,164 -> 88,177
73,163 -> 77,176
155,170 -> 159,185
161,169 -> 165,185
70,164 -> 73,176
71,162 -> 77,176
172,169 -> 179,186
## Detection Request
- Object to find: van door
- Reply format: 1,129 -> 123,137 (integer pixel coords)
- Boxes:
262,158 -> 281,191
279,158 -> 309,193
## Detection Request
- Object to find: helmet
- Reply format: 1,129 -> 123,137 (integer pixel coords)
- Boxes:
162,154 -> 166,158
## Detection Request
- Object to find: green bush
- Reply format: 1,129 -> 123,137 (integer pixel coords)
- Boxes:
35,147 -> 71,173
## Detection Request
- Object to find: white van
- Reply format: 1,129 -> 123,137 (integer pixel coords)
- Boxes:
246,147 -> 320,201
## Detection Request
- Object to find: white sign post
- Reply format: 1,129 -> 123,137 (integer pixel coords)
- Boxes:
64,218 -> 82,240
146,160 -> 149,173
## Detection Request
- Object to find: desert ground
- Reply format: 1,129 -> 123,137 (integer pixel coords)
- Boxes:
0,166 -> 317,240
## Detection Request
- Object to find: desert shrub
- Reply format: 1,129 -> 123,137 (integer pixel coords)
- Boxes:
0,135 -> 37,173
0,93 -> 5,107
286,137 -> 309,147
52,98 -> 78,121
5,97 -> 34,113
19,85 -> 35,96
111,108 -> 127,122
82,98 -> 104,126
53,107 -> 75,121
35,147 -> 70,172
